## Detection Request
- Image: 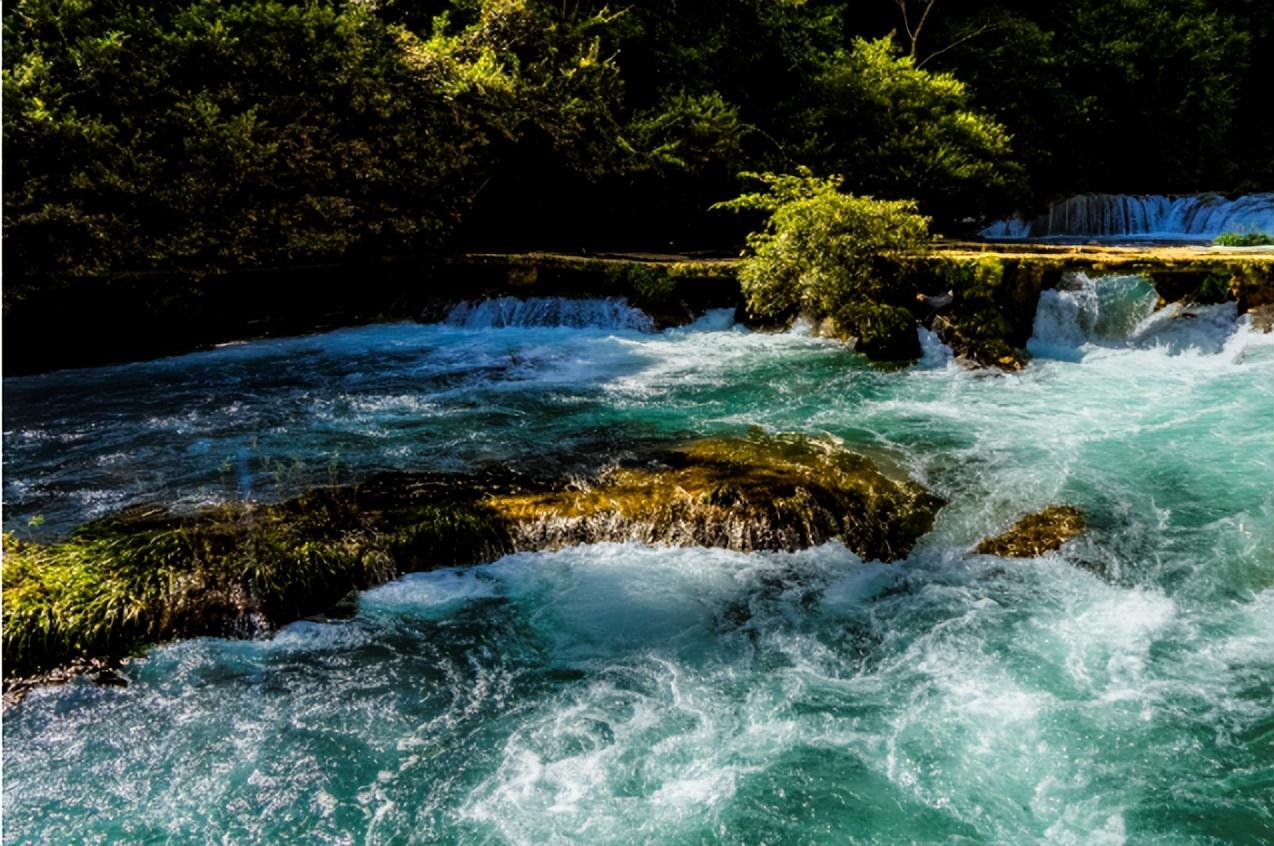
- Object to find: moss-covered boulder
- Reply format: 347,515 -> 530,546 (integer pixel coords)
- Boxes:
489,434 -> 942,561
2,436 -> 941,688
930,255 -> 1040,371
1,486 -> 513,681
974,505 -> 1086,557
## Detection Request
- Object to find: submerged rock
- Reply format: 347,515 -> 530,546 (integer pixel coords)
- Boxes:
974,505 -> 1086,557
2,435 -> 941,693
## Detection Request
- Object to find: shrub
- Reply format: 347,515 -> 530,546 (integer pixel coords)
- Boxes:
715,169 -> 930,359
1213,232 -> 1274,247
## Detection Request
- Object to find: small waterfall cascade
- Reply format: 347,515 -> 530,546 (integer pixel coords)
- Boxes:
983,193 -> 1274,241
442,296 -> 656,331
1028,272 -> 1239,357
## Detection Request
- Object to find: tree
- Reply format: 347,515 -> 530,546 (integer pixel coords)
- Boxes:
788,37 -> 1022,225
2,0 -> 495,289
716,169 -> 931,360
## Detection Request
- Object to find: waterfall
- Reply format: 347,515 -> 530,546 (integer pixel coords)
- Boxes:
441,297 -> 656,331
983,193 -> 1274,241
1028,272 -> 1238,358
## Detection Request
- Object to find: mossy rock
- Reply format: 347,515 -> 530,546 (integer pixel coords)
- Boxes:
489,433 -> 943,560
3,438 -> 942,687
839,301 -> 923,361
974,505 -> 1086,557
931,257 -> 1032,371
933,310 -> 1028,371
1,482 -> 512,680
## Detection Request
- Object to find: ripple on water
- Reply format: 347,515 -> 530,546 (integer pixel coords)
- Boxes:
4,297 -> 1274,844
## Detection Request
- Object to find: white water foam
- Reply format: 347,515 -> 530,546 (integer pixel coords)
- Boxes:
1027,272 -> 1240,360
916,327 -> 955,370
442,297 -> 656,332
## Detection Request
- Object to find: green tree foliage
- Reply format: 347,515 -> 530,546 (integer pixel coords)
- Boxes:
791,36 -> 1020,223
1,0 -> 625,289
3,0 -> 1268,291
716,169 -> 930,360
905,0 -> 1268,201
4,1 -> 461,286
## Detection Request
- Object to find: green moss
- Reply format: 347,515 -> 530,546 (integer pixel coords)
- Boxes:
839,301 -> 922,361
930,256 -> 1029,370
1194,272 -> 1232,304
626,265 -> 676,306
1229,264 -> 1274,311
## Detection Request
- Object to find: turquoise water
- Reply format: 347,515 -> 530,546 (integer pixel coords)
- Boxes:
4,280 -> 1273,844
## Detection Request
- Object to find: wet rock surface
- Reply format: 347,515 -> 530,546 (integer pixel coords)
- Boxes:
2,434 -> 942,698
1247,303 -> 1274,333
974,505 -> 1086,557
490,434 -> 943,560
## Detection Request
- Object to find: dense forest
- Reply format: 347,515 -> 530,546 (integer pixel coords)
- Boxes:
4,0 -> 1272,291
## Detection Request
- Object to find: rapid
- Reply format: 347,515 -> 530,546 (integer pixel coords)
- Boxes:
3,278 -> 1272,844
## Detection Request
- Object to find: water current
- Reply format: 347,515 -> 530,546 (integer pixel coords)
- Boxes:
3,279 -> 1272,844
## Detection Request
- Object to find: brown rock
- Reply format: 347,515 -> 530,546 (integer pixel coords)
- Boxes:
1248,303 -> 1274,333
975,505 -> 1086,557
490,433 -> 944,562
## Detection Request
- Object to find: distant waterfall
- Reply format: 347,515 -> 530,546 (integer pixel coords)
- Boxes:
983,193 -> 1274,241
442,297 -> 656,331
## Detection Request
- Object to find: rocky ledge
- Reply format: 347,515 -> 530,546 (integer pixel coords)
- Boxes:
2,433 -> 943,694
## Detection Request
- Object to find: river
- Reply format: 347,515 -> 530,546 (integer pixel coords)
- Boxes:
3,276 -> 1272,844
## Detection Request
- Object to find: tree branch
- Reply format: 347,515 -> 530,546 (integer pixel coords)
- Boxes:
916,22 -> 1001,70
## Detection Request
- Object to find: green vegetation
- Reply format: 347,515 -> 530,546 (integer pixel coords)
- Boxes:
1214,232 -> 1274,247
790,37 -> 1019,223
0,486 -> 514,677
931,255 -> 1031,370
2,0 -> 626,293
717,170 -> 930,360
3,436 -> 942,678
6,0 -> 1266,297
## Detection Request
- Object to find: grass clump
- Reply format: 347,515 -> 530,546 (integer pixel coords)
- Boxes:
2,523 -> 201,675
1213,232 -> 1274,247
2,481 -> 515,679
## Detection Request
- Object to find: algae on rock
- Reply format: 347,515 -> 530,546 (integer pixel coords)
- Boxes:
489,434 -> 943,560
974,505 -> 1086,557
2,435 -> 942,685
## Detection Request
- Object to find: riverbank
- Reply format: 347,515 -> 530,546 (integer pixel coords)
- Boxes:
5,243 -> 1272,375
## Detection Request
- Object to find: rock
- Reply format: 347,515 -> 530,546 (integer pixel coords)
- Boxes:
2,437 -> 942,692
974,505 -> 1086,557
489,434 -> 943,561
807,302 -> 922,362
930,257 -> 1037,372
1248,303 -> 1274,333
